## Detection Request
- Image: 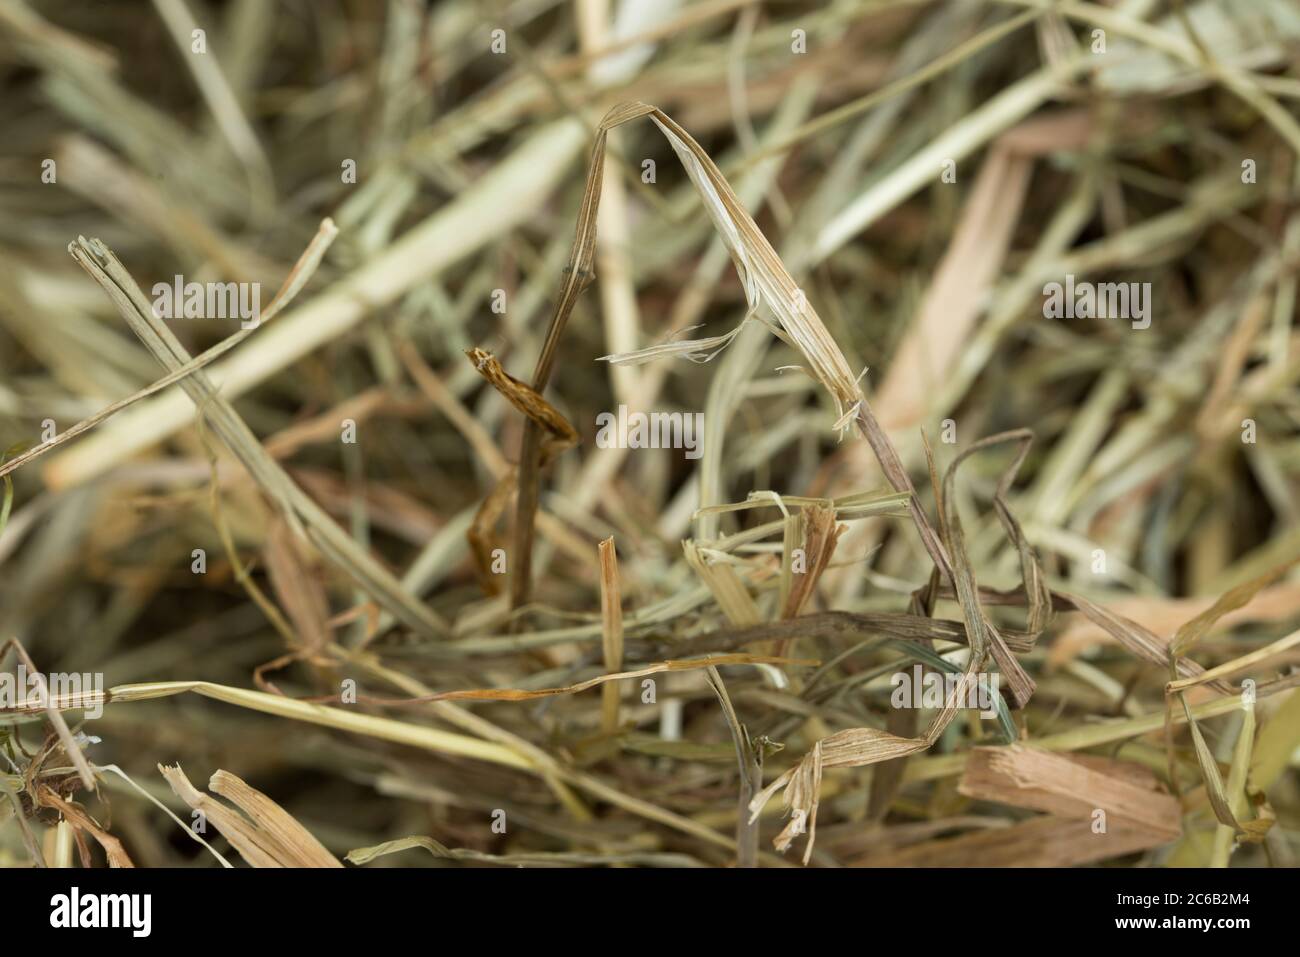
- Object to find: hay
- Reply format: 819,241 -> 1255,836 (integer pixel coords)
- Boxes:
1,0 -> 1299,869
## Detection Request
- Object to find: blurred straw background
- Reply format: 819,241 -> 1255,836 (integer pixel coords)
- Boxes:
1,0 -> 1300,868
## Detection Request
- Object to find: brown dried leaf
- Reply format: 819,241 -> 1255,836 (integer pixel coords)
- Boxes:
959,745 -> 1181,841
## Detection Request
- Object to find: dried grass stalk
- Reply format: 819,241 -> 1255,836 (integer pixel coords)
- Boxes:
159,765 -> 341,868
67,236 -> 449,639
598,536 -> 624,733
